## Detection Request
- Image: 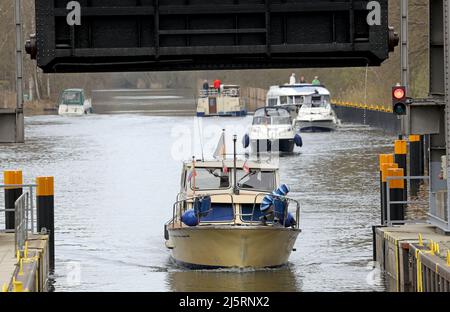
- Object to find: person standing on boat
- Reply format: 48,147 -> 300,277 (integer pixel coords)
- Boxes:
214,79 -> 222,95
299,76 -> 306,83
312,76 -> 321,85
202,80 -> 209,97
289,73 -> 296,85
203,80 -> 209,91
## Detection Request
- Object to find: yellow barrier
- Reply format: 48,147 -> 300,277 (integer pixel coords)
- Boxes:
332,99 -> 391,112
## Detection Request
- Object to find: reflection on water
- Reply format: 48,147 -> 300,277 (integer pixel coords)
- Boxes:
167,266 -> 300,292
0,114 -> 392,292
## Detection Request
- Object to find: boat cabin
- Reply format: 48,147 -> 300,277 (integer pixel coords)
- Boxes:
252,107 -> 293,126
172,160 -> 298,227
196,85 -> 247,117
58,89 -> 86,106
266,84 -> 331,109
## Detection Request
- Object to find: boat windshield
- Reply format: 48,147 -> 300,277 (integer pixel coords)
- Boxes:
253,108 -> 292,125
280,96 -> 304,105
61,91 -> 82,105
236,169 -> 275,192
303,95 -> 330,108
189,167 -> 230,190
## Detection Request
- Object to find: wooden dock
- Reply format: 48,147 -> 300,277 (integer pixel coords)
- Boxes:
375,224 -> 450,292
0,233 -> 50,292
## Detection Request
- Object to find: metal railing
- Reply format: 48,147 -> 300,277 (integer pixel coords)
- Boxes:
385,176 -> 430,226
0,184 -> 37,255
199,88 -> 240,98
14,192 -> 30,255
168,192 -> 300,229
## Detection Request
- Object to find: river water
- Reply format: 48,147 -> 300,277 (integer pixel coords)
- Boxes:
0,113 -> 394,292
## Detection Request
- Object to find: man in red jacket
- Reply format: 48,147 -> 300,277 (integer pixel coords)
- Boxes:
213,79 -> 221,95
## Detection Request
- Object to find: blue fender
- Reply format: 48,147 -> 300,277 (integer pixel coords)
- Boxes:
294,134 -> 303,147
181,209 -> 199,227
242,133 -> 250,148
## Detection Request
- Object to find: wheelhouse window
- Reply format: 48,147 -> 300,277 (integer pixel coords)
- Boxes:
279,96 -> 303,106
253,108 -> 292,126
61,91 -> 82,105
268,98 -> 278,107
236,169 -> 275,192
189,167 -> 230,190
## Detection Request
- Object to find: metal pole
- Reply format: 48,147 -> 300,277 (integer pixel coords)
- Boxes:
400,0 -> 409,136
233,135 -> 238,194
444,0 -> 450,232
15,0 -> 24,142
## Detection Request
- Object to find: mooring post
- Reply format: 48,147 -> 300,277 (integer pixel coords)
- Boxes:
409,135 -> 421,196
4,171 -> 23,231
36,176 -> 55,271
387,168 -> 405,224
381,163 -> 398,225
394,140 -> 408,200
379,154 -> 394,224
14,0 -> 24,143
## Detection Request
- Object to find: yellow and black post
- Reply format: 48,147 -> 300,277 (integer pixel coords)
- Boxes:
394,140 -> 408,198
3,171 -> 23,230
409,135 -> 421,196
36,176 -> 55,270
379,154 -> 394,224
381,162 -> 398,225
387,168 -> 405,223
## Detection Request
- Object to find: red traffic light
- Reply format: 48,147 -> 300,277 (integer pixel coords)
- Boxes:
392,86 -> 406,100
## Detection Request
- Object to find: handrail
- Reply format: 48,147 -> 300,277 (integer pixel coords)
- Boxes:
170,191 -> 300,229
14,191 -> 30,256
171,193 -> 236,227
0,184 -> 37,256
385,175 -> 430,226
246,192 -> 300,228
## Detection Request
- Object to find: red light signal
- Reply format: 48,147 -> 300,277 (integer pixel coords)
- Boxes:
393,87 -> 405,100
392,86 -> 407,116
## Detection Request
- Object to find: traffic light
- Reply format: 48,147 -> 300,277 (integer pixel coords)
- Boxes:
392,86 -> 407,116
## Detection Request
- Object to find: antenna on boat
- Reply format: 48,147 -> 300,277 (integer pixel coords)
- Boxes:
196,117 -> 205,161
233,134 -> 239,195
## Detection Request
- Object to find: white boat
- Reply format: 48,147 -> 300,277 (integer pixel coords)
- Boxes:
164,156 -> 301,269
196,85 -> 247,117
243,107 -> 302,153
58,89 -> 93,116
266,83 -> 339,132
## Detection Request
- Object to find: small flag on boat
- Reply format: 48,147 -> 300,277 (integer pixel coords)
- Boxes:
222,161 -> 229,174
188,167 -> 197,182
243,160 -> 250,173
213,130 -> 227,160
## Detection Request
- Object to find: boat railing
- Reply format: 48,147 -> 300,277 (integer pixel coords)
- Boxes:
169,193 -> 236,227
0,184 -> 37,256
169,192 -> 300,229
236,192 -> 300,229
199,88 -> 240,98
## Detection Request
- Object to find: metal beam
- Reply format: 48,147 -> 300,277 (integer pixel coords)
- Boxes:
444,0 -> 450,231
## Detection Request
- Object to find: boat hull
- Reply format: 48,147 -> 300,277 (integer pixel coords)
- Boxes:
167,226 -> 300,269
58,104 -> 91,116
296,120 -> 337,132
250,139 -> 295,153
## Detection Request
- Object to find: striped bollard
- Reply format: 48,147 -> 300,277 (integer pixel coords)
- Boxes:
36,176 -> 55,271
4,171 -> 23,230
409,135 -> 421,196
379,154 -> 394,224
387,168 -> 405,224
381,163 -> 398,225
394,140 -> 408,199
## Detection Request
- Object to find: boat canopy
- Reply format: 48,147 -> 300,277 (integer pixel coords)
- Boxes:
59,89 -> 84,105
253,107 -> 292,125
185,161 -> 277,192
